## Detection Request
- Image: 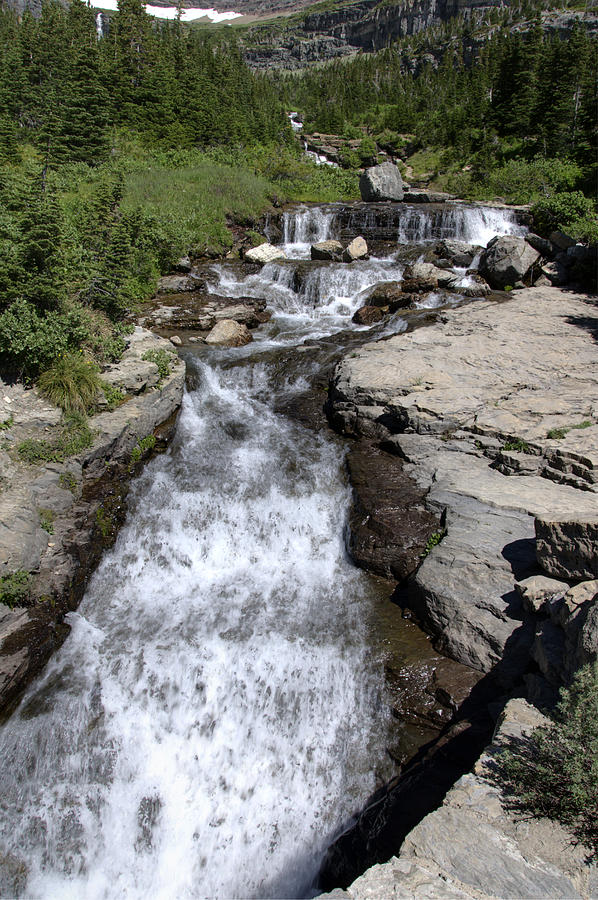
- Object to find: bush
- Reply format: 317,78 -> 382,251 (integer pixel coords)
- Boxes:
37,352 -> 102,415
497,662 -> 598,861
0,571 -> 32,608
531,192 -> 598,242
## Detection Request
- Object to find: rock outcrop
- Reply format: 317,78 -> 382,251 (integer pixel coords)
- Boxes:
205,319 -> 253,346
0,329 -> 185,715
321,698 -> 597,900
359,163 -> 404,202
328,286 -> 598,684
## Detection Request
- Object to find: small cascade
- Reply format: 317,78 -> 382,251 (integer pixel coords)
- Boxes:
282,206 -> 339,257
396,205 -> 526,246
95,11 -> 105,37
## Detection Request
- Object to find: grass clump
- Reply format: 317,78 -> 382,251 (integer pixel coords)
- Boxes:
37,353 -> 102,415
0,415 -> 13,431
101,382 -> 127,411
0,571 -> 32,608
496,662 -> 598,862
38,509 -> 54,534
547,420 -> 593,440
501,438 -> 534,454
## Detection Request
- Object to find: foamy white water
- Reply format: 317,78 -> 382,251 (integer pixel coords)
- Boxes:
397,205 -> 526,245
0,359 -> 386,899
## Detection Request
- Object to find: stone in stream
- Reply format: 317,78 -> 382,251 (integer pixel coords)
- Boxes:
343,236 -> 369,262
352,306 -> 385,325
244,243 -> 286,264
432,239 -> 480,268
359,162 -> 404,202
205,319 -> 252,347
364,281 -> 412,310
157,274 -> 196,293
478,235 -> 540,289
401,262 -> 439,292
311,240 -> 343,261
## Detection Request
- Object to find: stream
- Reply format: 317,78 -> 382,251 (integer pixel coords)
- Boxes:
0,202 -> 525,900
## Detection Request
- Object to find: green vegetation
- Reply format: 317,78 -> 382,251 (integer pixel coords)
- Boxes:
131,433 -> 157,464
0,571 -> 32,608
142,348 -> 175,382
59,471 -> 78,493
17,413 -> 94,464
37,353 -> 102,415
501,438 -> 534,454
547,420 -> 593,440
282,15 -> 597,206
101,382 -> 127,411
497,662 -> 598,862
0,415 -> 13,431
39,508 -> 55,534
531,193 -> 598,242
421,529 -> 446,559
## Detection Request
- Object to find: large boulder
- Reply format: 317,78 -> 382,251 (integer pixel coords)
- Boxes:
401,261 -> 439,293
536,516 -> 598,581
311,240 -> 343,261
359,162 -> 404,202
434,239 -> 479,268
244,243 -> 286,264
478,236 -> 540,289
343,236 -> 369,262
205,320 -> 252,347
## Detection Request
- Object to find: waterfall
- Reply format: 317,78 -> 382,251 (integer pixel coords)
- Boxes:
397,205 -> 526,245
282,206 -> 338,254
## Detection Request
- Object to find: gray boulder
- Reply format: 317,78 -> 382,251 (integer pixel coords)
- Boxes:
205,319 -> 252,347
478,236 -> 540,289
536,516 -> 598,581
359,162 -> 404,202
311,240 -> 343,261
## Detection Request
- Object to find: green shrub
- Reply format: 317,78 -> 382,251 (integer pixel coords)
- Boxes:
101,381 -> 126,411
37,352 -> 102,415
496,663 -> 598,861
18,412 -> 94,464
131,433 -> 156,464
141,348 -> 174,382
0,571 -> 32,608
532,192 -> 598,242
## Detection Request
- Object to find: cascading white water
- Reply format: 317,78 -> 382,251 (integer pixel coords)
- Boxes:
282,207 -> 338,258
0,359 -> 387,900
397,205 -> 526,246
0,198 -> 528,899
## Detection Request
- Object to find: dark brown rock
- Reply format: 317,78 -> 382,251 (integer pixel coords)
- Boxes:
365,281 -> 411,309
346,440 -> 440,581
352,306 -> 385,325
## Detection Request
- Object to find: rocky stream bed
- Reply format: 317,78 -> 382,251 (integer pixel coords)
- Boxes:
0,199 -> 596,898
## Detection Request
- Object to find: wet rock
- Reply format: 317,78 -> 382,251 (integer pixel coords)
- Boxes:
346,441 -> 440,582
213,304 -> 269,329
157,274 -> 196,293
343,236 -> 369,262
364,281 -> 410,309
403,190 -> 455,203
434,239 -> 479,268
536,516 -> 598,581
244,243 -> 287,264
401,262 -> 439,293
352,306 -> 385,326
205,319 -> 252,347
359,162 -> 404,202
478,236 -> 540,289
169,335 -> 182,346
311,240 -> 343,261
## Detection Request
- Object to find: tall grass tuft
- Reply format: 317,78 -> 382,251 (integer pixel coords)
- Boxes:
37,352 -> 103,415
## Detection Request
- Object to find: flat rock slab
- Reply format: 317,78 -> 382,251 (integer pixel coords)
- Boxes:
329,287 -> 598,676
